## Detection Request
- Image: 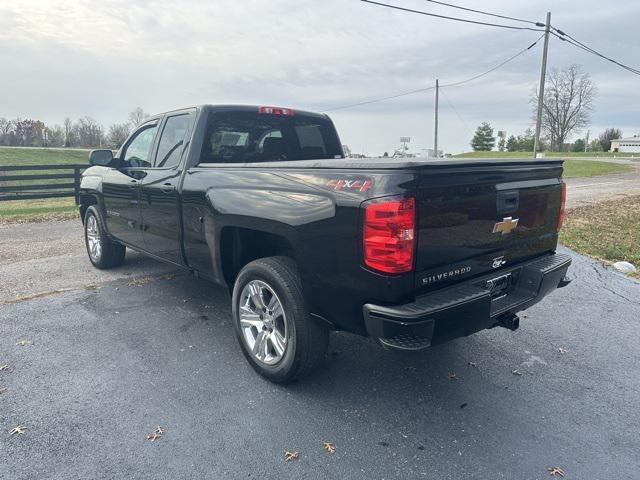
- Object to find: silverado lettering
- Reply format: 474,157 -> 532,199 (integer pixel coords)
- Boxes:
421,266 -> 473,285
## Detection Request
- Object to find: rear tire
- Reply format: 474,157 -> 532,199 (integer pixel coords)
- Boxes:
84,206 -> 126,269
232,256 -> 329,383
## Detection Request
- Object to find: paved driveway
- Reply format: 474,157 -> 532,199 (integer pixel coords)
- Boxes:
1,236 -> 639,479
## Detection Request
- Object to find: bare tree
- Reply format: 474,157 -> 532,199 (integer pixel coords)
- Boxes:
63,117 -> 75,147
75,117 -> 104,148
0,117 -> 14,145
47,125 -> 65,147
128,107 -> 149,127
532,64 -> 596,151
598,128 -> 622,152
107,123 -> 132,148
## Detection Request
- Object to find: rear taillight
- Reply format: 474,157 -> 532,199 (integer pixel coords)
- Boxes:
557,180 -> 567,232
363,197 -> 415,274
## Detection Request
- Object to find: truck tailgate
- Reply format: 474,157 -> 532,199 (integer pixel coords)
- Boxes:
414,161 -> 564,290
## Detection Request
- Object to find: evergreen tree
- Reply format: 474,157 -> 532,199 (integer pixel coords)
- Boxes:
470,122 -> 495,151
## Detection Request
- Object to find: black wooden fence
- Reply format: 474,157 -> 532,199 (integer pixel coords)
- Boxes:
0,164 -> 86,204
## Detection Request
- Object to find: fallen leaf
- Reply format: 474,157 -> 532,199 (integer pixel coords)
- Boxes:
127,277 -> 153,287
557,347 -> 568,354
16,340 -> 33,346
146,426 -> 165,441
547,466 -> 565,477
9,425 -> 27,436
284,450 -> 300,462
511,369 -> 523,376
448,372 -> 458,380
323,441 -> 336,454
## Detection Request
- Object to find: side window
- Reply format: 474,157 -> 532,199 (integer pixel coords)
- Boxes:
122,124 -> 158,167
154,113 -> 194,168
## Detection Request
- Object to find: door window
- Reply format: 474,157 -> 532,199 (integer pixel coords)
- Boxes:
154,113 -> 194,168
122,123 -> 158,167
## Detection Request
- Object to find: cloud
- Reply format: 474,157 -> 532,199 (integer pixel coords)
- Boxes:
1,0 -> 638,153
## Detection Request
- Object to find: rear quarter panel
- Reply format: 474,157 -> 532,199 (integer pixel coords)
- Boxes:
180,166 -> 418,333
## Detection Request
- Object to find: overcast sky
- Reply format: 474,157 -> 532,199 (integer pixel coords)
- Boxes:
1,0 -> 638,154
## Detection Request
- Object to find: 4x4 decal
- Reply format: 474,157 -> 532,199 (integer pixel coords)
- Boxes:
326,179 -> 371,192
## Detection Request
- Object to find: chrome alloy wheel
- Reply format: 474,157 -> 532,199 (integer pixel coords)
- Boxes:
86,214 -> 102,262
238,280 -> 288,365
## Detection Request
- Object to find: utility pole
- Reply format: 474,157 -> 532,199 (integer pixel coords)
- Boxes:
585,129 -> 590,152
533,11 -> 551,159
434,79 -> 439,158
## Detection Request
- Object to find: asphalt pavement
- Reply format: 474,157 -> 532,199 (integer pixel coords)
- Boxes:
1,243 -> 639,479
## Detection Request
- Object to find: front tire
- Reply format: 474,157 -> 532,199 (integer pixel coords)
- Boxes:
84,206 -> 126,269
232,256 -> 329,383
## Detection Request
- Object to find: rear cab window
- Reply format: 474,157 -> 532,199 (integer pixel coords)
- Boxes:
199,109 -> 343,164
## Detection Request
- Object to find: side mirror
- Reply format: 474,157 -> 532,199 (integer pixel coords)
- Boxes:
89,149 -> 114,166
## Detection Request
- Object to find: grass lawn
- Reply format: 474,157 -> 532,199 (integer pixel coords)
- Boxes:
0,198 -> 78,223
562,159 -> 631,178
0,146 -> 90,166
0,147 -> 90,222
560,195 -> 640,276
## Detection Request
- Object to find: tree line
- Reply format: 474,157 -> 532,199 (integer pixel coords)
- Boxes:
472,122 -> 625,153
0,107 -> 149,149
470,64 -> 626,153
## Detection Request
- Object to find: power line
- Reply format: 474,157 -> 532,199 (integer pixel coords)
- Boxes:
440,34 -> 543,88
360,0 -> 545,32
324,85 -> 436,112
440,88 -> 473,137
324,35 -> 543,111
422,0 -> 542,26
550,28 -> 640,76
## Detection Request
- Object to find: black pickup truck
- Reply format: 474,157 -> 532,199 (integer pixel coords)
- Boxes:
80,104 -> 571,382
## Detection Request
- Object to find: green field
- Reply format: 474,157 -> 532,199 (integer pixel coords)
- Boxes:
562,159 -> 631,178
0,146 -> 91,166
452,152 -> 632,178
454,150 -> 639,159
0,147 -> 90,221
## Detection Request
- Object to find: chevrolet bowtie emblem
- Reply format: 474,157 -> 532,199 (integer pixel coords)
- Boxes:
493,217 -> 519,235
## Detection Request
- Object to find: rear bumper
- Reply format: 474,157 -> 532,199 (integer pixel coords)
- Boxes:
363,253 -> 572,350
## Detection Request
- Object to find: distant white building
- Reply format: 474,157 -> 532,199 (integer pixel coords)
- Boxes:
420,148 -> 444,158
610,135 -> 640,153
